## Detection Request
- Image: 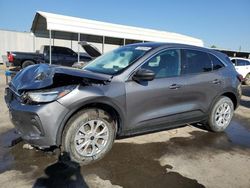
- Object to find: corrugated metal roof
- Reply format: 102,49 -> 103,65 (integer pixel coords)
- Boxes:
31,11 -> 204,46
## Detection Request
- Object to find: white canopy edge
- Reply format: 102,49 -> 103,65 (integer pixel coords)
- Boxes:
31,11 -> 204,47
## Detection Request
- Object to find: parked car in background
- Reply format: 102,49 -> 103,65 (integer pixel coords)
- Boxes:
230,57 -> 250,85
5,42 -> 241,165
7,44 -> 96,69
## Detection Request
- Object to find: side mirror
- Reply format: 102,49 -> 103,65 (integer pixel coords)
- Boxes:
133,69 -> 155,82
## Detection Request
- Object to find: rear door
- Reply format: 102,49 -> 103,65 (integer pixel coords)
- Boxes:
180,49 -> 225,114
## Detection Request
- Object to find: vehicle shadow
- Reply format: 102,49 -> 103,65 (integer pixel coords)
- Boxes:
33,152 -> 88,188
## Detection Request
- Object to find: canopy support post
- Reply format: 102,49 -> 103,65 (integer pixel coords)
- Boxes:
102,36 -> 105,54
123,39 -> 126,46
32,33 -> 35,52
49,30 -> 52,65
78,33 -> 80,63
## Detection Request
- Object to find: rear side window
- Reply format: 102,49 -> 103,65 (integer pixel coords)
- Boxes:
209,54 -> 225,70
181,50 -> 212,74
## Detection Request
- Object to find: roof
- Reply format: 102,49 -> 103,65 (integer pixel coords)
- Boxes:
126,42 -> 211,53
31,11 -> 204,47
129,41 -> 205,48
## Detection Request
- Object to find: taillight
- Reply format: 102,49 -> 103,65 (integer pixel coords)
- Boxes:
7,52 -> 14,62
237,74 -> 244,83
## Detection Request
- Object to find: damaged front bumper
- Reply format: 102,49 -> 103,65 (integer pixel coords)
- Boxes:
4,64 -> 111,148
5,87 -> 69,149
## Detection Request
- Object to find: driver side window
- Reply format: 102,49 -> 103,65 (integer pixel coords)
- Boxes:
141,49 -> 181,78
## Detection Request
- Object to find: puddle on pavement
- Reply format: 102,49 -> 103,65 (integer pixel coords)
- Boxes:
226,115 -> 250,148
0,129 -> 20,173
0,114 -> 249,187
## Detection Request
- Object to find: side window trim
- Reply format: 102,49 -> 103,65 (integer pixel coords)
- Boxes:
128,47 -> 228,81
180,48 -> 227,76
179,47 -> 228,68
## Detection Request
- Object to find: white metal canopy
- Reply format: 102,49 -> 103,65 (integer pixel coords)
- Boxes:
31,11 -> 204,64
31,11 -> 203,46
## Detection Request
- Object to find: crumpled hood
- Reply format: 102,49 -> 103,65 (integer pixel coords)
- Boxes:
10,64 -> 112,93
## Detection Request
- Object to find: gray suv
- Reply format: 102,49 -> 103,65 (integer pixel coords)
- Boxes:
5,43 -> 241,164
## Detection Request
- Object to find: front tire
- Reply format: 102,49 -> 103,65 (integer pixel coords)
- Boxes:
62,108 -> 116,165
206,96 -> 234,132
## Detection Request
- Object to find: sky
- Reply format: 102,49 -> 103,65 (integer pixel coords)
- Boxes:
0,0 -> 249,51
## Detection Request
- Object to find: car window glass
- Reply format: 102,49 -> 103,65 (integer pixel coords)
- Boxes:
237,59 -> 247,66
85,45 -> 149,75
209,54 -> 225,70
141,49 -> 181,78
102,51 -> 133,69
53,47 -> 74,55
182,50 -> 212,74
246,61 -> 250,65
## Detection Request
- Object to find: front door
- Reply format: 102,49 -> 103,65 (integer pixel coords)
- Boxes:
125,49 -> 189,131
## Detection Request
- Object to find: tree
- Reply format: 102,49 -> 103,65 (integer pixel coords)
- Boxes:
211,45 -> 217,48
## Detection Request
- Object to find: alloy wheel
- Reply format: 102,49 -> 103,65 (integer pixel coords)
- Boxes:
74,120 -> 109,157
214,102 -> 232,127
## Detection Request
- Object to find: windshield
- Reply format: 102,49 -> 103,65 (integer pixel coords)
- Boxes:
84,45 -> 151,75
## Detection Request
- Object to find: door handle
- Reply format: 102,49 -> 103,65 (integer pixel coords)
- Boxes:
212,79 -> 221,85
169,84 -> 181,89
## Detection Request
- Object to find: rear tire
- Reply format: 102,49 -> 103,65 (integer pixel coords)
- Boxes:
206,96 -> 234,132
62,108 -> 116,165
244,73 -> 250,86
22,60 -> 35,69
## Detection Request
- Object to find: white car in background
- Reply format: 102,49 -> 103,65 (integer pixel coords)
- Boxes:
230,57 -> 250,85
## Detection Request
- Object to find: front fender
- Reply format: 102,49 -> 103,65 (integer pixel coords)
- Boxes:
55,84 -> 126,146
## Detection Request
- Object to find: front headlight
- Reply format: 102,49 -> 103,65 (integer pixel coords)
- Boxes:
24,85 -> 76,103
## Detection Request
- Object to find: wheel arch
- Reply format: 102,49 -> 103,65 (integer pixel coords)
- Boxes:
56,100 -> 125,146
221,92 -> 238,110
208,90 -> 239,116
